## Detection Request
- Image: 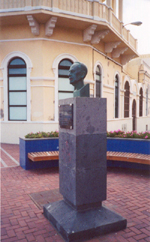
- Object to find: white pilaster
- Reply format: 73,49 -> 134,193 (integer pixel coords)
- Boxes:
122,89 -> 125,118
118,0 -> 123,22
27,68 -> 32,122
2,67 -> 8,121
112,0 -> 116,15
129,96 -> 132,118
106,0 -> 112,8
54,68 -> 59,122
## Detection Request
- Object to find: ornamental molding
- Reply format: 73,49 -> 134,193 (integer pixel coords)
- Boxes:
85,0 -> 99,2
103,84 -> 114,89
1,51 -> 33,69
112,47 -> 128,58
105,41 -> 121,53
91,30 -> 109,44
27,15 -> 39,36
83,24 -> 97,42
45,17 -> 57,37
52,53 -> 78,73
121,55 -> 136,65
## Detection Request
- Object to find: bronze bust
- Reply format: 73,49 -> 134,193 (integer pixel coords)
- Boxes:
69,62 -> 89,97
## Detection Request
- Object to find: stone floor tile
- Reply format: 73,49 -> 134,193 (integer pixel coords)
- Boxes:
1,144 -> 150,242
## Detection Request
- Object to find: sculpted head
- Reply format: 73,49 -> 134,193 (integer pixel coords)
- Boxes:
69,62 -> 88,89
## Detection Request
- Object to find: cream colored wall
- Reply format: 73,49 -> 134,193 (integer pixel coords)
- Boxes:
93,51 -> 123,120
124,60 -> 141,80
107,118 -> 132,132
0,82 -> 4,121
43,85 -> 55,121
137,117 -> 150,132
1,122 -> 59,144
1,23 -> 150,144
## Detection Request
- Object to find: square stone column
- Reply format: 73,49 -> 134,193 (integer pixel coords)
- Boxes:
59,97 -> 107,210
44,97 -> 127,242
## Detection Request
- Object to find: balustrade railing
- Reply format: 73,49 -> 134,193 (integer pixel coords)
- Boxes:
112,13 -> 121,34
130,34 -> 137,50
0,0 -> 137,52
0,0 -> 49,9
101,4 -> 109,21
57,0 -> 93,16
123,27 -> 128,42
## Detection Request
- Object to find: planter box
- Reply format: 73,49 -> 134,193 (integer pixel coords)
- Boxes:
107,137 -> 150,170
20,137 -> 149,170
20,137 -> 59,170
107,137 -> 150,155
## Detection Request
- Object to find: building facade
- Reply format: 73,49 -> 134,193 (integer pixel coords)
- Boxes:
0,0 -> 150,144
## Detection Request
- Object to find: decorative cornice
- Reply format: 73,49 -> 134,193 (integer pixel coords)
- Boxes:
30,77 -> 54,81
85,0 -> 99,2
105,41 -> 121,53
91,30 -> 109,44
45,17 -> 57,37
103,84 -> 114,89
121,55 -> 136,65
83,24 -> 97,42
27,15 -> 39,36
84,80 -> 95,84
0,38 -> 123,68
139,70 -> 150,78
30,85 -> 55,87
112,47 -> 128,58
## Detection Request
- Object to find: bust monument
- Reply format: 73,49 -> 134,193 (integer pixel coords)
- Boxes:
69,62 -> 89,97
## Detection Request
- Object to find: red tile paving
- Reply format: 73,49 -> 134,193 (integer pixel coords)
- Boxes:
1,144 -> 150,242
1,143 -> 20,168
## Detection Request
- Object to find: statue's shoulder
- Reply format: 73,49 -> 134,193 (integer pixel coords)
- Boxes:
74,84 -> 89,97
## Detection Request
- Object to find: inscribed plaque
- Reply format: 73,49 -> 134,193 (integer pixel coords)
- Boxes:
59,104 -> 73,129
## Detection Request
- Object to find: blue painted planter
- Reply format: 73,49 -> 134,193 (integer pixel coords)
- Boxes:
107,137 -> 150,170
107,137 -> 150,155
20,137 -> 59,170
20,137 -> 149,170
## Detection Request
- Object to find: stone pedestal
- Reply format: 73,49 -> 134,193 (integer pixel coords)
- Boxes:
43,97 -> 127,242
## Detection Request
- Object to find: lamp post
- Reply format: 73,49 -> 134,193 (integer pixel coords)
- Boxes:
123,21 -> 142,27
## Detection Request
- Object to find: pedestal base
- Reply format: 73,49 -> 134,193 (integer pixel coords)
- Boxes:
43,200 -> 127,242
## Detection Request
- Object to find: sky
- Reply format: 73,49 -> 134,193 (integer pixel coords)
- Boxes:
123,0 -> 150,55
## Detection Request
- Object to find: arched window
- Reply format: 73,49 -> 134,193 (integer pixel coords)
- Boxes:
8,57 -> 27,121
96,65 -> 102,98
146,88 -> 148,116
115,74 -> 119,118
58,59 -> 74,100
139,87 -> 143,117
124,81 -> 130,118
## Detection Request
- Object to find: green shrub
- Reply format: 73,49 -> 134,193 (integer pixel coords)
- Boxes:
25,131 -> 59,138
107,130 -> 150,139
25,130 -> 150,139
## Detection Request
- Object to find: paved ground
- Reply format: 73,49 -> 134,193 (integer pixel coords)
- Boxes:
1,144 -> 150,242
